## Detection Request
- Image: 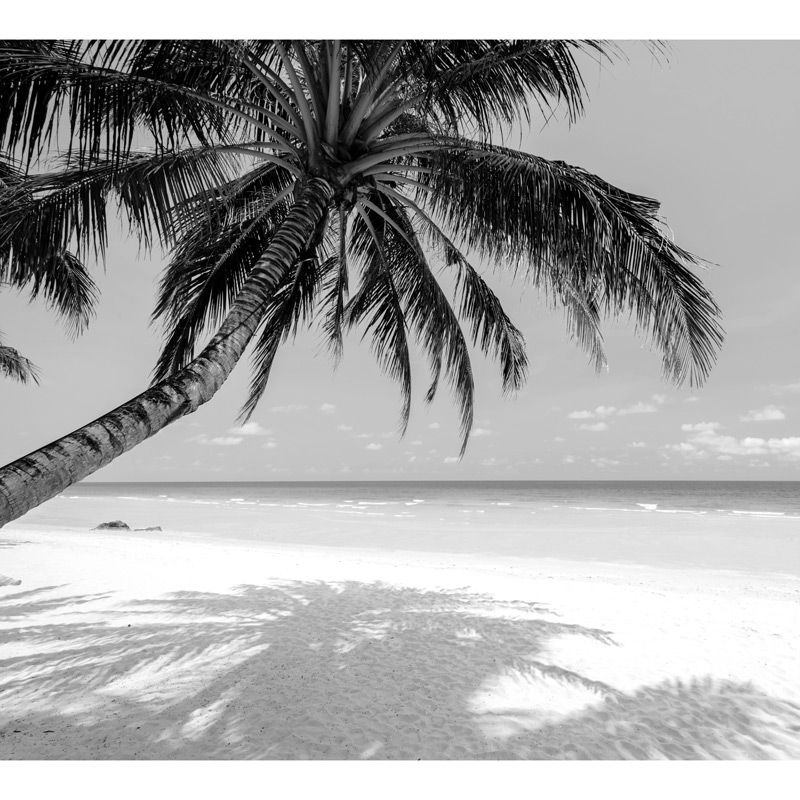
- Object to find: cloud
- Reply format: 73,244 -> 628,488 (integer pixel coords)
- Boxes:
188,433 -> 244,446
681,421 -> 720,433
669,425 -> 800,462
227,421 -> 270,436
684,396 -> 699,403
741,405 -> 785,422
428,422 -> 440,429
410,440 -> 422,446
569,405 -> 616,420
567,410 -> 595,419
336,424 -> 353,431
319,403 -> 336,414
408,456 -> 416,463
207,436 -> 243,446
618,402 -> 657,416
666,442 -> 697,454
366,442 -> 382,451
263,441 -> 278,449
571,396 -> 665,421
578,422 -> 609,432
472,428 -> 491,437
269,404 -> 307,413
562,455 -> 577,464
443,456 -> 459,464
629,441 -> 647,448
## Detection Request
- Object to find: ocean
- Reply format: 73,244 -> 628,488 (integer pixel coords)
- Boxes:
5,480 -> 799,577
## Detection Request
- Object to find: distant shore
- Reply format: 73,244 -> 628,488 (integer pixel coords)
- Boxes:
1,501 -> 799,758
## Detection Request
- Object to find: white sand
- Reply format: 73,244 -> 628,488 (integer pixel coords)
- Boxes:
1,526 -> 799,759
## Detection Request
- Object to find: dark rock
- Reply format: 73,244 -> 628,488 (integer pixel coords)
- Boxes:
93,520 -> 130,530
134,526 -> 162,532
0,574 -> 22,587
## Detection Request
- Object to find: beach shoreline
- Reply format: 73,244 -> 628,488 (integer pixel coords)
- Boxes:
1,517 -> 799,759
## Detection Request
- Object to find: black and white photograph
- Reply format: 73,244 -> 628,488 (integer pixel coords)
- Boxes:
1,5 -> 799,784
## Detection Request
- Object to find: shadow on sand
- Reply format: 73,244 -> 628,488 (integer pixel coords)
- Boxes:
0,580 -> 798,759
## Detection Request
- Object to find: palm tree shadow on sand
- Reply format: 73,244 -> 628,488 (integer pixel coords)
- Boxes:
0,581 -> 798,759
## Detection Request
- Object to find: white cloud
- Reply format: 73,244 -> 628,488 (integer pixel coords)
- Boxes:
651,394 -> 667,405
741,405 -> 785,422
366,442 -> 382,451
410,440 -> 422,446
629,441 -> 647,448
428,422 -> 440,429
263,441 -> 278,449
228,421 -> 270,437
408,456 -> 416,463
443,456 -> 459,464
319,403 -> 336,414
568,410 -> 594,419
618,402 -> 657,416
595,405 -> 617,418
578,422 -> 609,432
681,421 -> 720,433
562,455 -> 577,464
207,436 -> 243,446
553,436 -> 565,442
337,424 -> 353,431
568,405 -> 616,420
669,424 -> 800,462
355,433 -> 370,439
685,396 -> 699,403
472,428 -> 491,437
269,404 -> 307,413
666,442 -> 697,454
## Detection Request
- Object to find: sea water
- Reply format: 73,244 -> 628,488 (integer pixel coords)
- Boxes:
6,481 -> 800,576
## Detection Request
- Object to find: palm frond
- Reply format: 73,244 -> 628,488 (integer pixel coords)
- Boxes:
345,203 -> 412,432
419,141 -> 723,385
376,182 -> 528,395
0,145 -> 251,270
241,253 -> 333,420
152,187 -> 294,381
0,332 -> 39,384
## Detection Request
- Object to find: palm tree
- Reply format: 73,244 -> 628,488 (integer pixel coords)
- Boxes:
0,40 -> 723,526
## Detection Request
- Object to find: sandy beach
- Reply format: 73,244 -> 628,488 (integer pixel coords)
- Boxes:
2,496 -> 799,759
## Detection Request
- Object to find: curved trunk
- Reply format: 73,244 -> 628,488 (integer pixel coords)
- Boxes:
0,177 -> 334,527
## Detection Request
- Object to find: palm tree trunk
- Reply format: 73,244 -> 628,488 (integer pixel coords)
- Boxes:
0,177 -> 334,527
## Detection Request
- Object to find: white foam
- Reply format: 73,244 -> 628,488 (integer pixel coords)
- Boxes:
731,510 -> 786,517
637,503 -> 658,511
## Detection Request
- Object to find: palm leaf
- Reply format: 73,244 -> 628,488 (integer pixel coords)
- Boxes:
345,203 -> 412,432
419,140 -> 723,385
241,253 -> 334,420
0,332 -> 39,384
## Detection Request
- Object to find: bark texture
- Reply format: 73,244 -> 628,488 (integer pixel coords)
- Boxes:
0,177 -> 334,527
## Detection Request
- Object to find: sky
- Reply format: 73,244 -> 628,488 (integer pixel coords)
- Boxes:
2,40 -> 800,482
